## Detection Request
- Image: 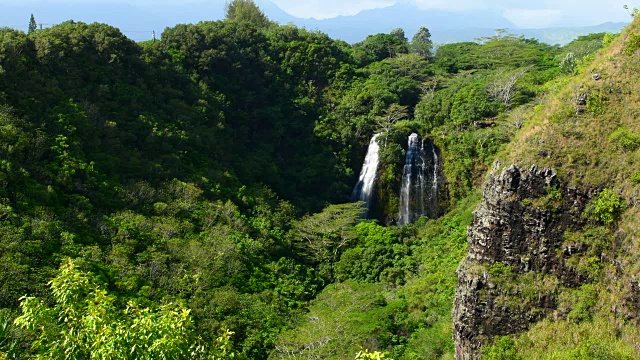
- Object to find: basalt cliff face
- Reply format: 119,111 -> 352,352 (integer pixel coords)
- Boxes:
452,165 -> 595,360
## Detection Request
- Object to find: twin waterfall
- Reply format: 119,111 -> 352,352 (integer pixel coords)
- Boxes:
351,134 -> 381,217
352,132 -> 440,225
398,133 -> 439,225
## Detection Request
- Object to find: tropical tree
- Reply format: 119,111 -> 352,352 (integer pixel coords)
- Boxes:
14,258 -> 233,359
376,103 -> 409,143
390,28 -> 408,46
28,14 -> 37,34
353,33 -> 409,65
289,203 -> 365,279
411,26 -> 433,59
224,0 -> 272,28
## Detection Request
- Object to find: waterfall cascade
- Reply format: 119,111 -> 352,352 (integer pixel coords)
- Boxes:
398,133 -> 440,225
351,133 -> 381,216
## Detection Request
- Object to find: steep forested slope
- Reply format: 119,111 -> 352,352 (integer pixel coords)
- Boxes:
0,19 -> 359,359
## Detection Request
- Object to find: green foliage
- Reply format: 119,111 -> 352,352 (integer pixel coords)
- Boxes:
224,0 -> 272,28
563,340 -> 631,360
28,14 -> 37,35
390,28 -> 408,46
414,93 -> 449,132
354,221 -> 395,246
624,32 -> 640,55
564,226 -> 610,259
0,310 -> 18,358
624,4 -> 640,18
564,227 -> 610,281
532,186 -> 564,210
432,42 -> 480,73
509,315 -> 638,359
355,349 -> 393,359
567,284 -> 599,322
559,52 -> 578,74
585,92 -> 607,115
352,33 -> 409,66
548,103 -> 576,124
410,26 -> 433,59
609,128 -> 640,151
375,133 -> 405,218
630,171 -> 640,183
289,202 -> 364,280
335,222 -> 408,283
400,195 -> 478,359
488,262 -> 514,278
602,32 -> 618,47
584,189 -> 626,225
450,82 -> 498,129
474,32 -> 556,69
272,281 -> 403,360
14,258 -> 231,359
559,33 -> 609,74
482,336 -> 521,360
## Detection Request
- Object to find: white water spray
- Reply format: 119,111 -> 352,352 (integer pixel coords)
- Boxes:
398,133 -> 440,225
352,134 -> 381,216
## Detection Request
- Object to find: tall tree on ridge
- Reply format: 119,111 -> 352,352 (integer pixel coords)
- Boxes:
224,0 -> 272,28
411,26 -> 433,59
28,14 -> 37,34
390,27 -> 408,46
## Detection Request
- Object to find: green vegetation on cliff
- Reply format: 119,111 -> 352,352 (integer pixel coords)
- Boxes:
479,12 -> 640,360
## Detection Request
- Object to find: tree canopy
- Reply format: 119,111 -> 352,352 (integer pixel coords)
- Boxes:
411,26 -> 433,58
224,0 -> 272,28
0,8 -> 619,360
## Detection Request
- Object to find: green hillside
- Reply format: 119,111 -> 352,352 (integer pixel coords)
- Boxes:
478,14 -> 640,359
0,1 -> 633,359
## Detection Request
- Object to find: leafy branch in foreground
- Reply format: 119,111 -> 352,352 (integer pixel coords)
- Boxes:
14,258 -> 234,360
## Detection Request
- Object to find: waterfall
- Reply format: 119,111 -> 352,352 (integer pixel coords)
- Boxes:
398,133 -> 439,225
430,141 -> 439,211
352,133 -> 381,216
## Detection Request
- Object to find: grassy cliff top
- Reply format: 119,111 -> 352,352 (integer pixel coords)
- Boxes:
480,15 -> 640,358
498,15 -> 640,204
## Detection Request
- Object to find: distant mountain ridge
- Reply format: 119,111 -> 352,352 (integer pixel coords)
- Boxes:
0,0 -> 628,45
289,3 -> 516,43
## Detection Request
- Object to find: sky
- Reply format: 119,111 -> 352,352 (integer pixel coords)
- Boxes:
1,0 -> 633,28
269,0 -> 631,27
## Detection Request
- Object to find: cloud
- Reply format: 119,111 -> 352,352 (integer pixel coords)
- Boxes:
503,8 -> 562,28
413,0 -> 484,11
411,0 -> 629,27
270,0 -> 395,19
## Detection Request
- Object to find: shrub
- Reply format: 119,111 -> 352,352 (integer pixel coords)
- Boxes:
549,103 -> 575,124
624,32 -> 640,55
630,171 -> 640,184
483,336 -> 522,360
602,32 -> 617,47
585,92 -> 607,115
488,262 -> 513,278
533,186 -> 563,210
568,284 -> 599,322
609,128 -> 640,151
584,188 -> 626,225
559,52 -> 577,74
355,349 -> 392,359
13,258 -> 228,359
565,340 -> 625,360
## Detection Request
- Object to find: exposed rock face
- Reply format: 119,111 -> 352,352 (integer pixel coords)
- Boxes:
453,165 -> 593,360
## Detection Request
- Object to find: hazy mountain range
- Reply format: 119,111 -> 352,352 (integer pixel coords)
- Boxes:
0,0 -> 628,44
